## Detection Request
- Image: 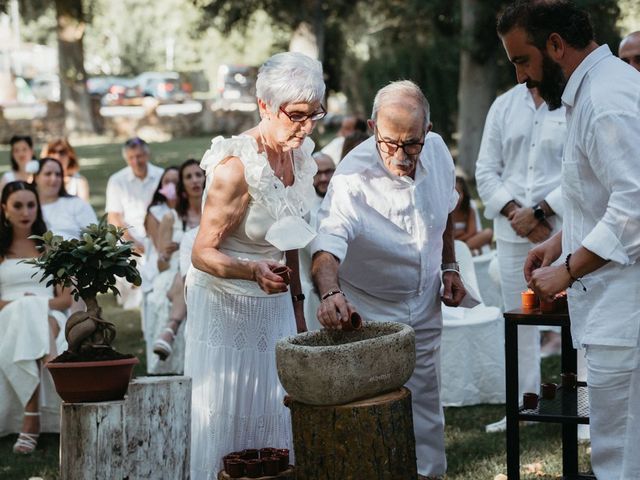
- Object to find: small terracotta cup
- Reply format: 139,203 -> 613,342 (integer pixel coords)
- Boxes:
241,448 -> 259,460
276,448 -> 290,472
262,456 -> 280,476
341,311 -> 363,331
244,458 -> 262,478
523,392 -> 539,410
271,265 -> 291,285
260,447 -> 276,459
223,454 -> 242,472
225,459 -> 245,478
539,298 -> 555,313
561,372 -> 577,391
521,289 -> 539,309
541,382 -> 557,400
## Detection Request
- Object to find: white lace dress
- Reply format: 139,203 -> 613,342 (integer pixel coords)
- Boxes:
184,135 -> 317,479
0,259 -> 67,436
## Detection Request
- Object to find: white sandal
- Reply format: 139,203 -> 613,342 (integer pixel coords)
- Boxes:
153,327 -> 176,361
13,412 -> 40,454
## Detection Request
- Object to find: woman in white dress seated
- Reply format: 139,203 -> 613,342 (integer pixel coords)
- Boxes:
0,135 -> 37,193
185,51 -> 325,479
0,181 -> 72,453
40,138 -> 90,201
33,158 -> 97,239
145,159 -> 204,374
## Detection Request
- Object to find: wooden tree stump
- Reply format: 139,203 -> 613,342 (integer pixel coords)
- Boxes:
124,376 -> 191,479
289,387 -> 417,480
59,376 -> 191,480
60,401 -> 126,480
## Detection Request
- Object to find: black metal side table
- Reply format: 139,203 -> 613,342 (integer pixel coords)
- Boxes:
504,308 -> 594,480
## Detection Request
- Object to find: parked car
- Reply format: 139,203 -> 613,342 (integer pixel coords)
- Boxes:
87,76 -> 126,98
100,78 -> 141,106
217,65 -> 257,102
134,72 -> 191,103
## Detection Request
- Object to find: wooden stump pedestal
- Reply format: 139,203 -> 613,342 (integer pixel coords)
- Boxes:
60,375 -> 191,480
290,387 -> 417,480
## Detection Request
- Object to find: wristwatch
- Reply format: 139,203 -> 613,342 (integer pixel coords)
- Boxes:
532,203 -> 546,221
291,293 -> 306,303
440,262 -> 460,273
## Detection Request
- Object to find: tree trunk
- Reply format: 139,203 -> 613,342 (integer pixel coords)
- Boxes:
289,388 -> 417,480
55,0 -> 96,134
456,0 -> 498,179
288,0 -> 324,61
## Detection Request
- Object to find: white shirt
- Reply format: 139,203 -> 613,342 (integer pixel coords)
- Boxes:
105,164 -> 163,242
311,133 -> 458,304
41,196 -> 98,239
560,45 -> 640,347
321,136 -> 345,166
476,83 -> 565,243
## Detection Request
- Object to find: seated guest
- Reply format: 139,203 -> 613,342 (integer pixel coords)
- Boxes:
41,138 -> 90,201
0,136 -> 37,192
0,181 -> 72,452
32,158 -> 97,239
145,160 -> 204,374
106,137 -> 163,309
452,176 -> 493,254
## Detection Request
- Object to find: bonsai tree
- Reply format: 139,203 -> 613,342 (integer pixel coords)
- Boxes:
25,215 -> 141,361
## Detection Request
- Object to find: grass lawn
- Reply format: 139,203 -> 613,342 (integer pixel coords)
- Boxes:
0,137 -> 592,479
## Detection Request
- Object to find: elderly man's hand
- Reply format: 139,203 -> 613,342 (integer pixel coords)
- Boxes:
528,265 -> 571,302
509,206 -> 539,237
441,271 -> 466,307
526,221 -> 552,244
316,292 -> 358,330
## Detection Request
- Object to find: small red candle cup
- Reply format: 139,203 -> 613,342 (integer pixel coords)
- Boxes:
561,372 -> 577,391
262,456 -> 280,476
244,458 -> 262,478
554,292 -> 568,312
539,298 -> 555,313
341,311 -> 362,331
241,448 -> 259,460
271,265 -> 291,285
259,447 -> 276,459
541,382 -> 557,400
223,454 -> 242,472
523,392 -> 539,410
521,289 -> 539,309
225,459 -> 245,478
276,449 -> 290,471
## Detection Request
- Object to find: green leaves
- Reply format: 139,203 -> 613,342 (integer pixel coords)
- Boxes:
23,214 -> 142,302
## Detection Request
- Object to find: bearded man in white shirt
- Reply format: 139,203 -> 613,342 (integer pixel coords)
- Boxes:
311,80 -> 466,480
475,84 -> 565,433
498,2 -> 640,479
619,31 -> 640,72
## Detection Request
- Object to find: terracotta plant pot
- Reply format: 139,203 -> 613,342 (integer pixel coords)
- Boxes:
46,356 -> 138,403
561,372 -> 577,391
271,265 -> 291,285
262,456 -> 280,476
244,459 -> 262,478
541,382 -> 557,400
522,392 -> 539,410
521,289 -> 538,309
225,459 -> 245,478
341,311 -> 362,331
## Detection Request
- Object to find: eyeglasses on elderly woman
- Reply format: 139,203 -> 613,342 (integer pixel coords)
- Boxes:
278,105 -> 327,123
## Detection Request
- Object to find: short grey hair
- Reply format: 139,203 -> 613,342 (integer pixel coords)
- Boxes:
371,80 -> 430,127
256,52 -> 325,112
122,137 -> 150,158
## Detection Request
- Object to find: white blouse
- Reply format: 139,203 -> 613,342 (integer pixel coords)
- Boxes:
41,196 -> 98,239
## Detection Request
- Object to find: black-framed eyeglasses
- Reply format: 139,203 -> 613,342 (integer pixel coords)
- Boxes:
279,104 -> 327,123
375,128 -> 425,156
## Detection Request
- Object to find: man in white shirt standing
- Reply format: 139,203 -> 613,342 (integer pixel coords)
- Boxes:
498,2 -> 640,478
311,80 -> 465,480
619,31 -> 640,72
475,84 -> 565,432
106,137 -> 163,308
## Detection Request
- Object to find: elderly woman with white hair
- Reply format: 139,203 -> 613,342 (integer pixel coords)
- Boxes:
185,51 -> 325,478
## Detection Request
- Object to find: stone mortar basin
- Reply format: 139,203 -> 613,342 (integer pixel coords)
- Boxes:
276,321 -> 416,406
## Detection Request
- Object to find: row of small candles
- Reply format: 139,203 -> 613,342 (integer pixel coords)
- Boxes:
522,372 -> 578,410
521,289 -> 568,313
223,448 -> 290,478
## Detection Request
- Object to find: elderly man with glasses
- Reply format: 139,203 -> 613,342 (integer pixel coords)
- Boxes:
310,80 -> 465,480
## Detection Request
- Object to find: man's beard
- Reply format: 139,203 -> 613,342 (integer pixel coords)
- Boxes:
527,52 -> 567,110
314,185 -> 327,197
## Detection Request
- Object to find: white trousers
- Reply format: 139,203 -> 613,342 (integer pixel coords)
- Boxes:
342,280 -> 446,476
496,240 -> 540,398
585,343 -> 640,480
